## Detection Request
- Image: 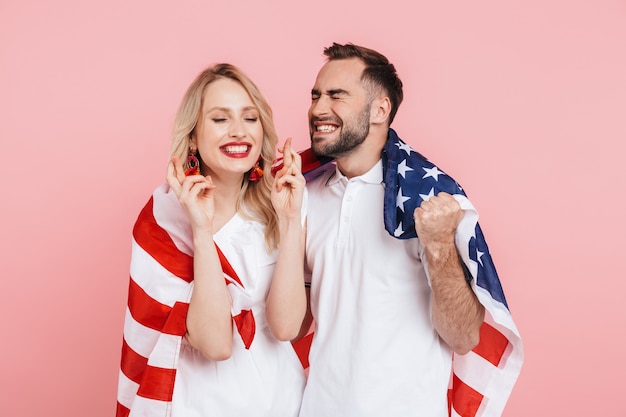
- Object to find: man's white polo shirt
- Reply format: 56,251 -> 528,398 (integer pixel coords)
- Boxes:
300,160 -> 452,417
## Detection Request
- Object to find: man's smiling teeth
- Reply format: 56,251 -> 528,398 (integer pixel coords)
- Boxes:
222,145 -> 249,153
317,125 -> 337,133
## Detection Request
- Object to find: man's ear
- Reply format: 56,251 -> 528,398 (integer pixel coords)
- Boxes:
370,96 -> 391,125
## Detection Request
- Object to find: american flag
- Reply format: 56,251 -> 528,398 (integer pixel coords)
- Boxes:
381,128 -> 524,417
116,185 -> 271,417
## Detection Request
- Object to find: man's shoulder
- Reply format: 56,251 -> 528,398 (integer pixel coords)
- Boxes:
385,133 -> 465,196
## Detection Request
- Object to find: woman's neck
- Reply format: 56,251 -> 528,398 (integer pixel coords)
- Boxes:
211,176 -> 244,232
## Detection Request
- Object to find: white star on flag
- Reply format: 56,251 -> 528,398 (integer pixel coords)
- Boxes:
396,187 -> 411,212
476,249 -> 485,266
395,141 -> 413,155
419,187 -> 435,202
398,159 -> 413,178
422,166 -> 445,181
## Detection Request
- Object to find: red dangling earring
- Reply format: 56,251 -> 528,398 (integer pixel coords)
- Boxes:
185,148 -> 200,176
248,157 -> 264,182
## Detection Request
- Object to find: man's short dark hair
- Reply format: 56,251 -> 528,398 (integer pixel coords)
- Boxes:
323,42 -> 404,124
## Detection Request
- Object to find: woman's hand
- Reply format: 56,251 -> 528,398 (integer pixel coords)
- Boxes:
271,138 -> 305,221
266,138 -> 307,341
167,155 -> 216,234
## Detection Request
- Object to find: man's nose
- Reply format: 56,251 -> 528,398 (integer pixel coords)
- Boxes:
310,96 -> 330,117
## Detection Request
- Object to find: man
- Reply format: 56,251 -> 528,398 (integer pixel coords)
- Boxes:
299,43 -> 523,417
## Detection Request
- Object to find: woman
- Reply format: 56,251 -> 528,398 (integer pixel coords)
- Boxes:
116,64 -> 307,417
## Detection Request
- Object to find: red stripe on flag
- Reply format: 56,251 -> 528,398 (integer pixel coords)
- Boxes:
127,278 -> 172,332
271,148 -> 332,177
133,197 -> 194,283
161,301 -> 189,336
116,401 -> 130,417
233,309 -> 256,349
473,322 -> 509,367
300,148 -> 325,172
136,365 -> 177,402
449,373 -> 483,417
215,244 -> 244,287
120,338 -> 148,384
292,332 -> 314,369
128,279 -> 189,336
133,196 -> 244,288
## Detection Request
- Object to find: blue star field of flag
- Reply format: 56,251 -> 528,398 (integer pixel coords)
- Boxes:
382,129 -> 508,307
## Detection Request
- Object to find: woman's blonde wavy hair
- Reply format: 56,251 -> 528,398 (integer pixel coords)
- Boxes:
169,63 -> 279,250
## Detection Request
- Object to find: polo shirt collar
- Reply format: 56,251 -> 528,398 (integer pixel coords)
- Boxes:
327,159 -> 384,186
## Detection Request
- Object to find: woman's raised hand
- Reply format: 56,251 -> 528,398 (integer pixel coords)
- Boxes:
167,155 -> 216,234
271,138 -> 305,220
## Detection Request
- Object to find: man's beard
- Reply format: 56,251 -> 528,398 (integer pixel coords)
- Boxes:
311,106 -> 370,159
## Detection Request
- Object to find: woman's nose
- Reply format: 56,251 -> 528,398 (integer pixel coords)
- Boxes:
229,119 -> 245,137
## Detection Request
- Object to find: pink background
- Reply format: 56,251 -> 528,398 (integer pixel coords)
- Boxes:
1,0 -> 625,415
